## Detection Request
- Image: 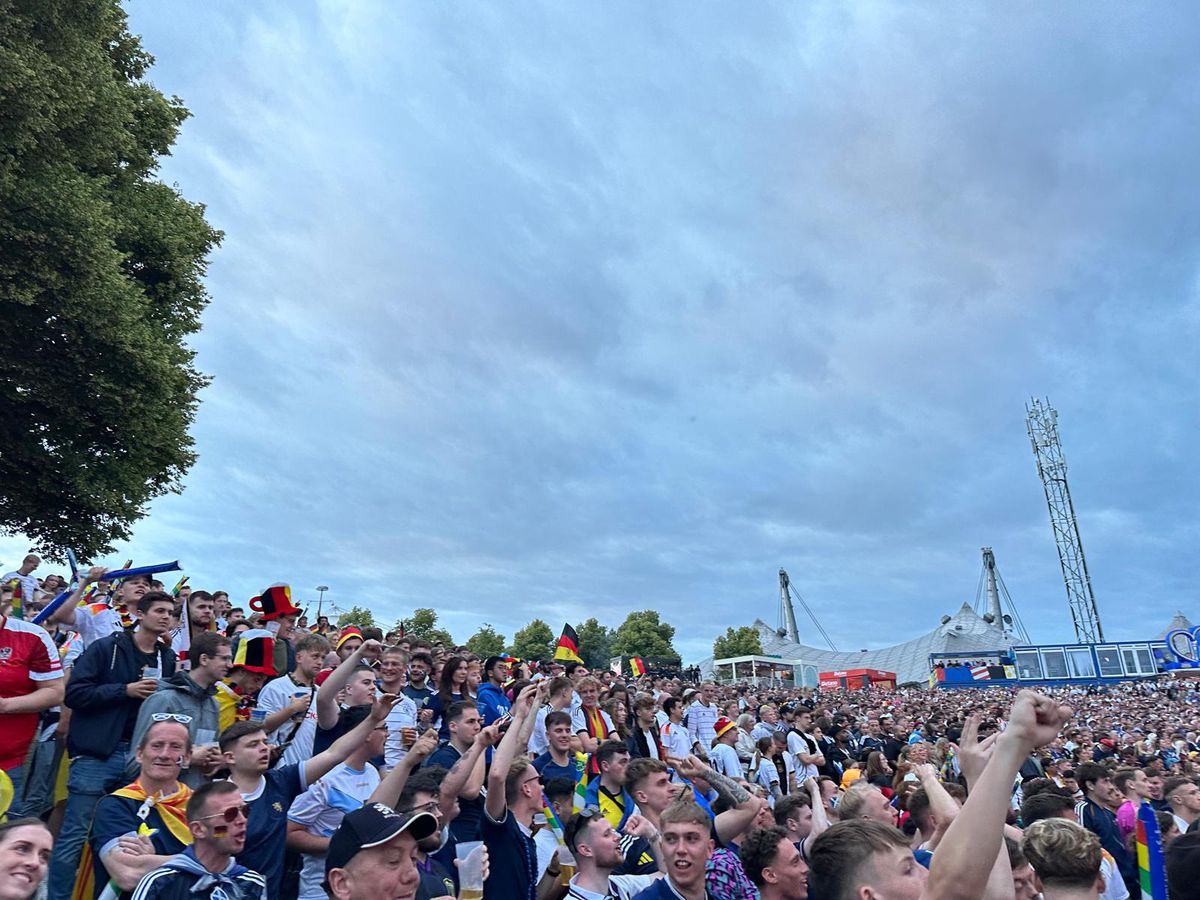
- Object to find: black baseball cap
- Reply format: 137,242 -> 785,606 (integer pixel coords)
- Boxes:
325,804 -> 438,877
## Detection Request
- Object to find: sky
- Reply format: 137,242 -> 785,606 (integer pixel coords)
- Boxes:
6,2 -> 1199,664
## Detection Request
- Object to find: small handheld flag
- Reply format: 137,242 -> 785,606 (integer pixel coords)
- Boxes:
629,657 -> 646,677
171,576 -> 189,598
1136,800 -> 1168,900
554,623 -> 582,663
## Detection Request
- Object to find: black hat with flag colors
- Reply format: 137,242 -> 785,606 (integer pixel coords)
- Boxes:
232,628 -> 276,675
248,583 -> 302,621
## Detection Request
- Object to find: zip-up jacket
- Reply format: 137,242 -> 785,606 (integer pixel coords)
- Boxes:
64,630 -> 176,759
127,670 -> 221,785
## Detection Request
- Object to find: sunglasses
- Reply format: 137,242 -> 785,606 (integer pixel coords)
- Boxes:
151,713 -> 193,723
197,803 -> 250,824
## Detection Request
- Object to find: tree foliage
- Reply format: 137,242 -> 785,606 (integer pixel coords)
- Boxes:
336,606 -> 377,630
575,617 -> 614,670
0,1 -> 222,558
611,610 -> 678,660
712,626 -> 763,660
509,619 -> 555,662
399,607 -> 453,646
465,623 -> 506,658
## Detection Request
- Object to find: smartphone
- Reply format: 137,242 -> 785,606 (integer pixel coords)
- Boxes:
496,715 -> 513,734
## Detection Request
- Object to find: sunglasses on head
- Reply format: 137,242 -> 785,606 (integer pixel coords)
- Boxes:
197,803 -> 250,824
151,713 -> 193,723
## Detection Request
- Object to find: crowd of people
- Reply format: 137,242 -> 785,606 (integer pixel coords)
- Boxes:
2,552 -> 1200,900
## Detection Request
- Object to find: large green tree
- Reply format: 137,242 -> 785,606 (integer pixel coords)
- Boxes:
398,607 -> 453,646
465,623 -> 506,658
509,619 -> 555,662
611,610 -> 678,660
712,626 -> 763,660
575,617 -> 614,670
336,606 -> 377,630
0,1 -> 222,558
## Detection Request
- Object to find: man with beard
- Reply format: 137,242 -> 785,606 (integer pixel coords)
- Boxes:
565,807 -> 662,900
738,826 -> 809,900
130,781 -> 265,900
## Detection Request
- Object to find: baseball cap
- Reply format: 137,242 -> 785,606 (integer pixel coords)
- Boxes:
325,804 -> 438,878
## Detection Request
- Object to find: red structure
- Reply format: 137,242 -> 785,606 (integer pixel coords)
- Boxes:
818,668 -> 897,691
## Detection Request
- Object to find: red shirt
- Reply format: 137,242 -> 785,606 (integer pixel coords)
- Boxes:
0,616 -> 62,769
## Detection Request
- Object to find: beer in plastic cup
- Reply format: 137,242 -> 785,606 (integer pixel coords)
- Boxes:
455,841 -> 484,898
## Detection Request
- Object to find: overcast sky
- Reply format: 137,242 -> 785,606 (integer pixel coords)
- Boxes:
7,2 -> 1198,663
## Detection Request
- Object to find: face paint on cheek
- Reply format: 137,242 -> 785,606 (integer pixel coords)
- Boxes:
213,825 -> 229,838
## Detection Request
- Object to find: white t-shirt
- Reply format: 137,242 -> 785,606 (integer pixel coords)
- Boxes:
571,707 -> 615,740
383,693 -> 418,768
709,742 -> 742,778
71,603 -> 122,648
287,761 -> 381,900
660,721 -> 691,762
258,674 -> 317,766
1,571 -> 39,605
787,730 -> 819,782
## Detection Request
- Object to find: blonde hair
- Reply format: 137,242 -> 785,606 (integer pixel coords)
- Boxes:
1022,819 -> 1101,890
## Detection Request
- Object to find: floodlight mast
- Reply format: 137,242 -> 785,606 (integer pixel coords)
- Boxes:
778,569 -> 800,644
1025,398 -> 1105,643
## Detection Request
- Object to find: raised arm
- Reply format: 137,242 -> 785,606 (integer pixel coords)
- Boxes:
677,753 -> 764,845
305,693 -> 398,785
923,694 -> 1071,900
914,763 -> 961,851
316,639 -> 382,729
801,776 -> 831,858
443,724 -> 498,814
370,729 -> 439,808
485,685 -> 538,821
48,566 -> 105,627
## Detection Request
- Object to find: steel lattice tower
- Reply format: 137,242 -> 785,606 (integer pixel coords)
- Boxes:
1026,398 -> 1105,643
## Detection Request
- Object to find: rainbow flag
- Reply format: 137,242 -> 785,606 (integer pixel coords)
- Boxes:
5,579 -> 23,620
1136,800 -> 1167,900
573,751 -> 588,811
542,792 -> 567,846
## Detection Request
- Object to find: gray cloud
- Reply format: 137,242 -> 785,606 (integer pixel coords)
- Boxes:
9,1 -> 1195,661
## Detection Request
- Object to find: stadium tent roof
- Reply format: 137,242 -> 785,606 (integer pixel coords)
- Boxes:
700,602 -> 1009,686
1157,613 -> 1195,640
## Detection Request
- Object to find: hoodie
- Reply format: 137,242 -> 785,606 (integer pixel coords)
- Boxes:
476,681 -> 511,727
127,670 -> 222,786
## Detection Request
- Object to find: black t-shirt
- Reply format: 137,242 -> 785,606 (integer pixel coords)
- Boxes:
123,646 -> 164,740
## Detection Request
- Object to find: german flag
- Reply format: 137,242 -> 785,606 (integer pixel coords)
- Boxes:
629,657 -> 646,677
553,623 -> 582,663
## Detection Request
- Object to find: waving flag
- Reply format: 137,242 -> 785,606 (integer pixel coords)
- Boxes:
5,579 -> 23,620
554,623 -> 582,663
629,657 -> 647,677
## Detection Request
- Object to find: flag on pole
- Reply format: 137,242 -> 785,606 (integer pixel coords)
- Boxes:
1136,800 -> 1168,900
171,576 -> 189,598
554,623 -> 582,663
629,657 -> 647,677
